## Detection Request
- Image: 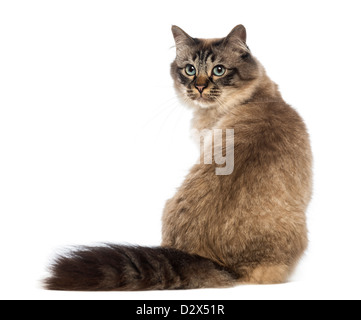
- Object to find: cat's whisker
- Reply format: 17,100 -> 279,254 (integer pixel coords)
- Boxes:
154,100 -> 184,142
214,96 -> 229,113
45,24 -> 312,292
141,96 -> 180,129
167,100 -> 189,149
215,96 -> 240,117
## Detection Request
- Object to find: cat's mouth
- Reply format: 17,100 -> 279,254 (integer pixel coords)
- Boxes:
185,89 -> 220,108
188,92 -> 214,102
192,94 -> 218,108
198,93 -> 219,102
196,95 -> 209,102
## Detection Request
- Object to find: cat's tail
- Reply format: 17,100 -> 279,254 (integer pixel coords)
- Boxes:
44,245 -> 239,291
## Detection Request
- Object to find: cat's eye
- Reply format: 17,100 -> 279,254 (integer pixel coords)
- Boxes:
185,64 -> 196,76
213,65 -> 226,77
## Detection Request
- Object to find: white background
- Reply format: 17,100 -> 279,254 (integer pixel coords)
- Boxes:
1,0 -> 360,300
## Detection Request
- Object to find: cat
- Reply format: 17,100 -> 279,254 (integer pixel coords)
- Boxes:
45,25 -> 312,290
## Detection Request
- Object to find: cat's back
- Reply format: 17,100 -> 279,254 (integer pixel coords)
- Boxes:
226,100 -> 309,146
222,99 -> 313,210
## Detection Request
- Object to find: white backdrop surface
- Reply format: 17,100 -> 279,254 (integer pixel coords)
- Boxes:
0,0 -> 360,300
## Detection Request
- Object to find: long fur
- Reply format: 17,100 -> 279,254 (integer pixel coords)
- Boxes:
45,25 -> 312,290
45,245 -> 238,291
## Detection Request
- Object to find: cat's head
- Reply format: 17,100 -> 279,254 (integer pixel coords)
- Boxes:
171,25 -> 260,109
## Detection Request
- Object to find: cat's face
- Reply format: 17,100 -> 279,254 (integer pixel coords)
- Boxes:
171,25 -> 259,109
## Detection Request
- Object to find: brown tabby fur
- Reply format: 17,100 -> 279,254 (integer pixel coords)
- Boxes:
45,25 -> 312,290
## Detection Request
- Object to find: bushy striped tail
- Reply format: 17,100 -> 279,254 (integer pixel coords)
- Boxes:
45,245 -> 239,291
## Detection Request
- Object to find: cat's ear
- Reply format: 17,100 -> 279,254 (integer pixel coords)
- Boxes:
171,25 -> 195,48
224,25 -> 247,44
222,25 -> 249,55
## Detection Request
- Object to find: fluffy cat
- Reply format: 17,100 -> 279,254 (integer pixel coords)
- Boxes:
45,25 -> 312,290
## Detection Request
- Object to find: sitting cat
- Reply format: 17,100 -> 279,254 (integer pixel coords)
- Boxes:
45,25 -> 312,290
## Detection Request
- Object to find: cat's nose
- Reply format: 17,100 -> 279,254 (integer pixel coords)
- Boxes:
195,85 -> 206,93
